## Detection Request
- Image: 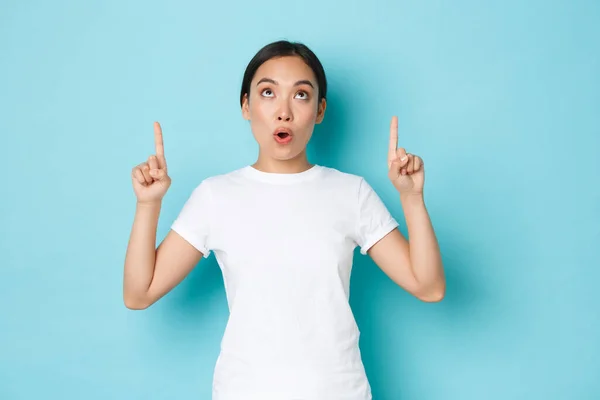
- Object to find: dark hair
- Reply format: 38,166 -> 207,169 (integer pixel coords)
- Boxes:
239,40 -> 327,107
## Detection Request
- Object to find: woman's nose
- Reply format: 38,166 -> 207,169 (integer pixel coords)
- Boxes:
277,103 -> 293,122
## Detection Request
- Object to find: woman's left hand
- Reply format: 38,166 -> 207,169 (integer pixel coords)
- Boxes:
387,116 -> 425,196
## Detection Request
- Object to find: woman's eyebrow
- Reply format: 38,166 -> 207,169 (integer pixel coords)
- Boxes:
256,78 -> 314,88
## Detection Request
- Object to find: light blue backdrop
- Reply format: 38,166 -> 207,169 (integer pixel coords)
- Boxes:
1,0 -> 598,399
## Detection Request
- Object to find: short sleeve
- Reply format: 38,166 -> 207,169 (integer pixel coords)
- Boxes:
170,180 -> 213,258
354,178 -> 399,255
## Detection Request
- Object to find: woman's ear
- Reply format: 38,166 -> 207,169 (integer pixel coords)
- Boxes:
315,98 -> 327,124
241,94 -> 250,121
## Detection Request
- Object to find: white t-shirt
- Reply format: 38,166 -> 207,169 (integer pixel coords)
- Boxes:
171,164 -> 399,400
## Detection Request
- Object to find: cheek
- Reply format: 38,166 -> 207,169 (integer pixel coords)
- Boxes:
248,103 -> 274,138
249,101 -> 273,122
298,104 -> 318,122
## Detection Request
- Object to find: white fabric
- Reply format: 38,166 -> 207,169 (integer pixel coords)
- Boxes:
171,165 -> 399,400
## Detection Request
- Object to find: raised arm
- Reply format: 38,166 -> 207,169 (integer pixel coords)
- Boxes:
368,116 -> 445,302
123,122 -> 204,310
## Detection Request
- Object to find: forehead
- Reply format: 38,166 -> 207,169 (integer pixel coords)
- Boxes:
253,56 -> 317,85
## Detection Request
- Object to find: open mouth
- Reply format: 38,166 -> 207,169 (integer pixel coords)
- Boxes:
273,129 -> 293,144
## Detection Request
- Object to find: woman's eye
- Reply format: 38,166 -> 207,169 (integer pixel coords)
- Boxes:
295,91 -> 308,99
261,89 -> 274,97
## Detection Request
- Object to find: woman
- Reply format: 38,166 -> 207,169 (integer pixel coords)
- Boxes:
124,40 -> 445,400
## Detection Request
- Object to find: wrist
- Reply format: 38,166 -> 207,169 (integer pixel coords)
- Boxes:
136,200 -> 162,209
400,193 -> 425,208
400,192 -> 424,205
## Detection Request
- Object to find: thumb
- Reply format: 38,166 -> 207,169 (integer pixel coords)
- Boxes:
388,158 -> 403,180
149,169 -> 167,180
396,148 -> 409,165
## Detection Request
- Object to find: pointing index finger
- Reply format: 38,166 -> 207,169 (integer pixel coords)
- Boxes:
154,121 -> 167,169
388,116 -> 399,166
154,122 -> 164,156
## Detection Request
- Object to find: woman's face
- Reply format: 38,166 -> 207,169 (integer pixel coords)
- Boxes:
242,56 -> 326,162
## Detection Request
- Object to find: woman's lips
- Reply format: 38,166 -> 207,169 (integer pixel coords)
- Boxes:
273,128 -> 293,144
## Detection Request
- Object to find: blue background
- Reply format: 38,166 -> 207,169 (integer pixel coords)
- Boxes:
1,0 -> 599,399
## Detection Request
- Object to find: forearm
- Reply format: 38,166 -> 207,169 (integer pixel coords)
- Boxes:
401,194 -> 445,294
123,201 -> 162,305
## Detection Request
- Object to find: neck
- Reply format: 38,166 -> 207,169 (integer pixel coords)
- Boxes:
252,151 -> 313,174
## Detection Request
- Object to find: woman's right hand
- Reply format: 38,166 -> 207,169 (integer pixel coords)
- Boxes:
131,122 -> 172,204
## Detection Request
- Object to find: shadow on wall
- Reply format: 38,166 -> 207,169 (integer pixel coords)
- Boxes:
149,254 -> 229,363
349,228 -> 493,399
